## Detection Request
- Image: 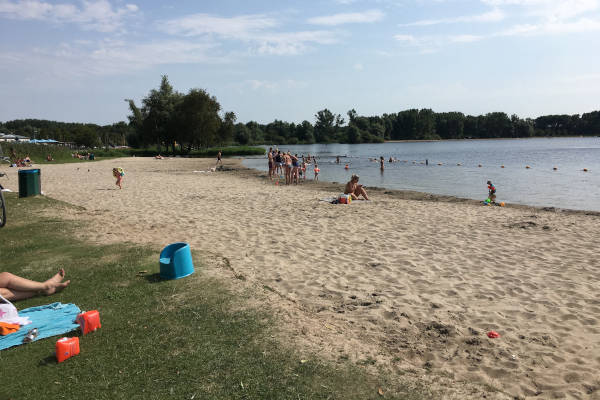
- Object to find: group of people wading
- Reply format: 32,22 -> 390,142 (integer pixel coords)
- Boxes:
267,147 -> 319,184
266,147 -> 368,200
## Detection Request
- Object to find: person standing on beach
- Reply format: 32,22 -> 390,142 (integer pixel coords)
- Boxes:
314,164 -> 320,181
267,148 -> 274,180
291,154 -> 300,184
113,167 -> 124,189
487,180 -> 496,203
284,152 -> 292,184
216,150 -> 222,166
275,151 -> 283,176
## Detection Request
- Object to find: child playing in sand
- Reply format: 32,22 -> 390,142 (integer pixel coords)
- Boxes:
113,167 -> 124,189
487,180 -> 496,203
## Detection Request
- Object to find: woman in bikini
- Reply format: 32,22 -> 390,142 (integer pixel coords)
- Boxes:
283,152 -> 292,185
344,174 -> 369,200
291,154 -> 300,184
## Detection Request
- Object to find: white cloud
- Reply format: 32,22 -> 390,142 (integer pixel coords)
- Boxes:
161,13 -> 340,55
307,9 -> 384,26
0,0 -> 139,32
500,17 -> 600,35
449,34 -> 484,42
353,63 -> 364,70
400,8 -> 504,26
393,34 -> 417,43
253,30 -> 338,55
0,39 -> 226,77
482,0 -> 599,21
395,0 -> 600,52
160,13 -> 278,37
244,79 -> 307,91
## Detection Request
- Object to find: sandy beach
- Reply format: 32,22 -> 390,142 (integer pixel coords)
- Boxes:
2,157 -> 599,399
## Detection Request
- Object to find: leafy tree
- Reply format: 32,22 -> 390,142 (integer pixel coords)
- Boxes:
295,120 -> 314,144
172,88 -> 221,150
314,109 -> 336,143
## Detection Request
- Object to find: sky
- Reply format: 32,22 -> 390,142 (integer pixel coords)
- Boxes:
1,0 -> 599,125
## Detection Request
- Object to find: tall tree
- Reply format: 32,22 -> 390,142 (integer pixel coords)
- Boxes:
172,88 -> 221,150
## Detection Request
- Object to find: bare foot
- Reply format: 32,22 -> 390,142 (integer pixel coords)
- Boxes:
47,268 -> 65,285
44,280 -> 70,295
43,269 -> 69,295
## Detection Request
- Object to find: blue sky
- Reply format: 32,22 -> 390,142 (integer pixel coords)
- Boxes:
1,0 -> 599,125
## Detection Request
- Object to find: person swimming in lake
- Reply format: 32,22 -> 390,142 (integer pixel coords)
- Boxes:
380,156 -> 385,171
344,174 -> 369,200
0,269 -> 70,301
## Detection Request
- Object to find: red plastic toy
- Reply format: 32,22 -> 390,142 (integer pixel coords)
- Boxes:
56,337 -> 80,363
487,330 -> 500,339
76,310 -> 101,335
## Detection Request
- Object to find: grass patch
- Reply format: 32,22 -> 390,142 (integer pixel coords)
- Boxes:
1,144 -> 264,166
0,194 -> 422,400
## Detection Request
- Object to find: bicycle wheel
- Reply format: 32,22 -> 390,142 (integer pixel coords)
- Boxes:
0,188 -> 5,228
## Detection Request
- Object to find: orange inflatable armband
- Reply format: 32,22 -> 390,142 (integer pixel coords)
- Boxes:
56,337 -> 80,363
77,310 -> 101,335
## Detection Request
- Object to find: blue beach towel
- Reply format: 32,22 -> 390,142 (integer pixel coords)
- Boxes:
0,302 -> 81,351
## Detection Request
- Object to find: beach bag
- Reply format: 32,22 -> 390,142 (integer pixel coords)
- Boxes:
0,294 -> 31,326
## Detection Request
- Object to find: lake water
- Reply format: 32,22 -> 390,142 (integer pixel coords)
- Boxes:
242,137 -> 600,212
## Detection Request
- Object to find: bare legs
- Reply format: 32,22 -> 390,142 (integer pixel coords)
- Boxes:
0,269 -> 70,301
352,185 -> 369,200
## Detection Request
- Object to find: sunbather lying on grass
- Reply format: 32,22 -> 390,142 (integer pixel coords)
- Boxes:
0,269 -> 70,301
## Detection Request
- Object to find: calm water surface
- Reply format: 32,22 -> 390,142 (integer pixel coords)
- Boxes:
242,138 -> 600,211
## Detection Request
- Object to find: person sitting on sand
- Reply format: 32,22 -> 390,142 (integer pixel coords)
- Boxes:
0,269 -> 70,301
46,154 -> 54,162
154,154 -> 164,160
344,174 -> 369,200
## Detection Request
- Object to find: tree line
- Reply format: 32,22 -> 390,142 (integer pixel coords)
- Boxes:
1,75 -> 599,150
232,109 -> 600,145
0,119 -> 130,148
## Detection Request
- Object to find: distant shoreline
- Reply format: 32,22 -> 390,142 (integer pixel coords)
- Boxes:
384,135 -> 598,143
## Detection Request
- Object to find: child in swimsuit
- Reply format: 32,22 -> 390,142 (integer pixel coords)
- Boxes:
487,180 -> 496,203
314,164 -> 320,181
113,167 -> 124,189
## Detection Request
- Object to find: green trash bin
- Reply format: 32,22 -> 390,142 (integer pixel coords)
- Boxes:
18,168 -> 41,198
